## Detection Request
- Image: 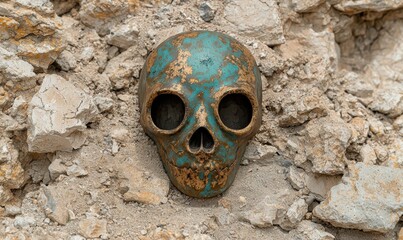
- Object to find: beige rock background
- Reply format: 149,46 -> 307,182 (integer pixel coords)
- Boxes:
0,0 -> 402,239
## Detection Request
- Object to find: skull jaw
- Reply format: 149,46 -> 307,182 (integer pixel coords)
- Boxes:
162,156 -> 240,198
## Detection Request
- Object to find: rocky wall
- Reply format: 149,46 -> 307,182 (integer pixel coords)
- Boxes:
0,0 -> 402,239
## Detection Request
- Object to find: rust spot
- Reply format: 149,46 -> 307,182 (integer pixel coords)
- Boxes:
146,50 -> 158,73
172,31 -> 200,47
165,49 -> 192,83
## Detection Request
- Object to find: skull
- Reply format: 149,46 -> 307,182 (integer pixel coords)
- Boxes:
139,31 -> 262,198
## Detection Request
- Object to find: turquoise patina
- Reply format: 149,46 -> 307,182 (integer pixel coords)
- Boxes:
139,31 -> 262,198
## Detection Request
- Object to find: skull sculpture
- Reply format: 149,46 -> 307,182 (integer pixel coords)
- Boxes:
139,31 -> 262,198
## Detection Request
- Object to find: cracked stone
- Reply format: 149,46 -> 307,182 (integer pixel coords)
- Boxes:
292,113 -> 352,174
313,163 -> 403,233
28,74 -> 99,153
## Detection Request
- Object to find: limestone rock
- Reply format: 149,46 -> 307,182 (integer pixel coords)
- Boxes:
242,190 -> 294,228
104,46 -> 144,89
14,215 -> 36,229
78,217 -> 107,238
0,2 -> 59,40
0,1 -> 65,70
388,138 -> 403,167
278,88 -> 329,127
0,137 -> 24,189
349,117 -> 369,144
51,0 -> 79,15
291,0 -> 325,13
94,96 -> 114,113
359,144 -> 377,165
79,0 -> 129,36
224,0 -> 284,46
48,158 -> 67,180
281,198 -> 308,230
244,141 -> 277,161
39,186 -> 70,225
335,0 -> 403,13
0,46 -> 35,82
287,166 -> 307,190
15,0 -> 54,16
16,35 -> 65,70
345,72 -> 374,98
289,220 -> 335,240
107,17 -> 139,49
368,83 -> 403,118
365,20 -> 403,86
55,50 -> 77,71
28,74 -> 99,153
118,163 -> 169,205
0,186 -> 13,206
313,163 -> 403,233
292,113 -> 352,174
305,173 -> 342,201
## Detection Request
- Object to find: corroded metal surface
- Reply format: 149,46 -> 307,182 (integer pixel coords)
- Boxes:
139,30 -> 262,198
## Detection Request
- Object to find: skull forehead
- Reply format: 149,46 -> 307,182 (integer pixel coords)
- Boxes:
144,31 -> 260,92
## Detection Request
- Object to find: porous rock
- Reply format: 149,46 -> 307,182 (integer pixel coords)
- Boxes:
313,163 -> 403,233
224,0 -> 284,46
290,113 -> 352,174
27,74 -> 98,153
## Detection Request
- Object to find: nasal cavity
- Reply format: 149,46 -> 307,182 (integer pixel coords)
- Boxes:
189,127 -> 214,151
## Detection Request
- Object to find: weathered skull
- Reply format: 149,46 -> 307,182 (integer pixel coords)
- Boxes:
139,31 -> 262,198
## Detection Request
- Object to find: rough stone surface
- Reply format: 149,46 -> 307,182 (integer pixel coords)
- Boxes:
79,0 -> 129,36
289,220 -> 335,240
39,186 -> 70,225
291,0 -> 325,13
242,190 -> 295,228
0,0 -> 402,239
118,163 -> 169,205
314,163 -> 403,233
27,74 -> 98,153
199,2 -> 215,22
335,0 -> 403,13
107,17 -> 139,49
51,0 -> 78,15
281,198 -> 308,230
224,0 -> 284,46
55,50 -> 77,71
244,141 -> 277,161
290,113 -> 352,174
78,217 -> 107,238
0,46 -> 35,81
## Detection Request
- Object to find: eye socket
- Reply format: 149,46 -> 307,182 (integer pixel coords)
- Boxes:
151,93 -> 185,130
218,93 -> 253,130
